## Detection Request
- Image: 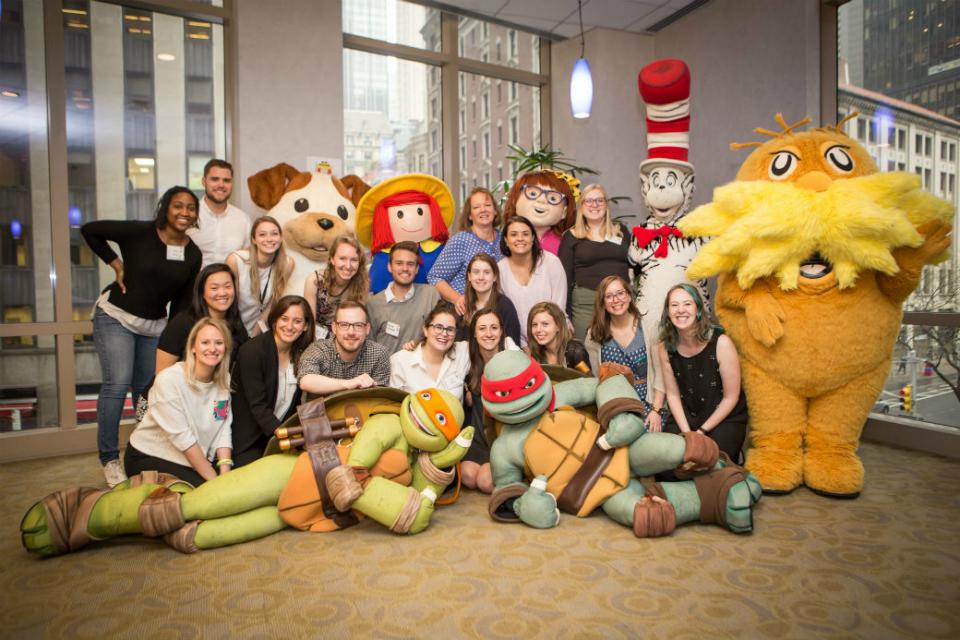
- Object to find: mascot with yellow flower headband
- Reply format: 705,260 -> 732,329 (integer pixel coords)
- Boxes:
679,113 -> 953,498
503,169 -> 579,255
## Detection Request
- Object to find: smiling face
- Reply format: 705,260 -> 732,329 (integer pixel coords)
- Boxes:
202,166 -> 233,205
399,388 -> 463,452
423,312 -> 457,354
273,302 -> 307,346
331,242 -> 361,285
388,201 -> 432,243
640,164 -> 694,223
474,311 -> 503,353
481,351 -> 554,425
469,191 -> 496,228
252,219 -> 283,256
387,248 -> 419,286
203,270 -> 235,316
667,287 -> 697,331
331,305 -> 369,354
530,311 -> 559,350
166,192 -> 198,232
580,187 -> 607,226
191,324 -> 226,369
467,259 -> 495,295
515,182 -> 567,230
504,221 -> 534,257
602,279 -> 631,317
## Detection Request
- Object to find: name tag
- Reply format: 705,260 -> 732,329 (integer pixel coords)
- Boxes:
166,245 -> 185,261
385,321 -> 400,337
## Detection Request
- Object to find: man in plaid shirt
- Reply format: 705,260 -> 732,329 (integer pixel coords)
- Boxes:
298,301 -> 391,398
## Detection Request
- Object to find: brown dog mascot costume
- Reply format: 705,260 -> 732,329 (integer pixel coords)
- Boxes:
679,114 -> 953,497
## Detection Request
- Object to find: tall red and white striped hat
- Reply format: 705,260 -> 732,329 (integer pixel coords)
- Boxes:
638,58 -> 693,174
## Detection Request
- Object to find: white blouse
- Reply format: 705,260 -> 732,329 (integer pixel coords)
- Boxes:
389,341 -> 471,402
498,252 -> 568,347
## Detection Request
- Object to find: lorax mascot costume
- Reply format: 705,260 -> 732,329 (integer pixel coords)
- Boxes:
679,113 -> 953,498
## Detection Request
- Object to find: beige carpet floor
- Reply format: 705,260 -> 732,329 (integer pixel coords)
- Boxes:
1,442 -> 958,639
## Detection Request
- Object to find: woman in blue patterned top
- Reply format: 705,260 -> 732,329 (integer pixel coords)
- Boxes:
587,274 -> 663,432
427,187 -> 502,315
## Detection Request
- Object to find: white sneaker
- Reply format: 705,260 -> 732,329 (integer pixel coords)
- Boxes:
103,459 -> 128,488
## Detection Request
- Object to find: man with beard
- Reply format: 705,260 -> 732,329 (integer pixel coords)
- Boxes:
367,241 -> 441,354
188,159 -> 251,266
679,114 -> 953,497
298,300 -> 391,398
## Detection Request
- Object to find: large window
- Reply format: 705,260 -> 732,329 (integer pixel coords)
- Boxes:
0,0 -> 227,434
342,1 -> 549,212
838,0 -> 959,428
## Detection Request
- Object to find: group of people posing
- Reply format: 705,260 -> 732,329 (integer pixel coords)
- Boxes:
84,159 -> 749,496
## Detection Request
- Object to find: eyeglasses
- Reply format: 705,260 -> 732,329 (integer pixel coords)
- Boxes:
604,289 -> 629,301
428,323 -> 456,336
583,197 -> 606,206
523,186 -> 567,206
335,321 -> 367,332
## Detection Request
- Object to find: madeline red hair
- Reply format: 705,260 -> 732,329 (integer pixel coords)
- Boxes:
371,190 -> 449,253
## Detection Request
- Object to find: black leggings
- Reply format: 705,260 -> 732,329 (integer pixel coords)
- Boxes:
123,443 -> 207,487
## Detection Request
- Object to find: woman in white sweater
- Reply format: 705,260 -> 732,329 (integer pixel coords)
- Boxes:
124,317 -> 234,486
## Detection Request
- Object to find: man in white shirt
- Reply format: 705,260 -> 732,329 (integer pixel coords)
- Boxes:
367,241 -> 441,354
188,159 -> 252,266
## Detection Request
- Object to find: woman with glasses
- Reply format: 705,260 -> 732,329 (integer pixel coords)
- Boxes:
558,184 -> 635,341
230,296 -> 316,467
389,301 -> 470,401
587,275 -> 663,432
428,187 -> 504,313
497,216 -> 568,347
502,171 -> 577,255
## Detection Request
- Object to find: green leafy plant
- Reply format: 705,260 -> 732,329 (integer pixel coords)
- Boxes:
492,144 -> 632,205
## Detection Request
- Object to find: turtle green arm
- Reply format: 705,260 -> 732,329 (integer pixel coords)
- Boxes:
346,414 -> 407,469
596,375 -> 648,448
553,378 -> 599,408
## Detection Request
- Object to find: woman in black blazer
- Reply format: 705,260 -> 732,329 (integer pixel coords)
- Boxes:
231,295 -> 315,466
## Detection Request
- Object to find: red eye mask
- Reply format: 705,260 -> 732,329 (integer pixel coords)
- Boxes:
481,358 -> 550,405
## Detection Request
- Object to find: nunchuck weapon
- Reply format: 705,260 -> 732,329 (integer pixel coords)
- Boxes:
274,415 -> 362,451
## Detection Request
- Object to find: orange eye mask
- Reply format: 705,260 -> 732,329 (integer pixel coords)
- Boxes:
415,389 -> 459,441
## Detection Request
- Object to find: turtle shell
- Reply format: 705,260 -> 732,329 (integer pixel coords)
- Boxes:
523,407 -> 630,517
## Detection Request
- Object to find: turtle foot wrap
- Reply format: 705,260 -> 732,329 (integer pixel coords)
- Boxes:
694,464 -> 750,527
390,487 -> 423,534
138,487 -> 186,537
326,464 -> 365,512
677,431 -> 719,473
632,484 -> 676,538
127,470 -> 191,490
40,487 -> 109,554
163,520 -> 201,554
488,484 -> 527,522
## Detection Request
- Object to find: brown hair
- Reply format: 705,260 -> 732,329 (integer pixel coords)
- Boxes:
418,301 -> 458,358
247,216 -> 289,314
466,308 -> 506,396
463,253 -> 503,325
333,299 -> 370,323
502,171 -> 576,235
456,187 -> 502,232
390,240 -> 420,259
527,302 -> 573,367
321,234 -> 369,303
203,158 -> 233,177
587,275 -> 640,345
658,284 -> 715,352
267,295 -> 315,375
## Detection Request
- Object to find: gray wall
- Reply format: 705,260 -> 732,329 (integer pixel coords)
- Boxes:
233,0 -> 344,214
550,0 -> 822,215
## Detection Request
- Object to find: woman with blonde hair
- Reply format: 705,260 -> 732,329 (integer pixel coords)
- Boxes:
124,317 -> 234,486
226,216 -> 294,336
304,234 -> 369,339
526,301 -> 591,374
558,183 -> 635,340
428,186 -> 503,313
587,275 -> 664,432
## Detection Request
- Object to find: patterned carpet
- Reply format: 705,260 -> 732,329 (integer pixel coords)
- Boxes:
2,441 -> 958,639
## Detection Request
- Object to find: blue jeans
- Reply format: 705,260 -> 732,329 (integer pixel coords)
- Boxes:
92,307 -> 158,464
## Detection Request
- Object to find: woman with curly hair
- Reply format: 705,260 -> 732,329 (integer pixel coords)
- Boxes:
304,234 -> 369,339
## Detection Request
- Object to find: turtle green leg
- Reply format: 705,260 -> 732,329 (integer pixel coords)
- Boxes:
193,506 -> 287,549
352,476 -> 437,535
600,479 -> 649,527
628,432 -> 687,475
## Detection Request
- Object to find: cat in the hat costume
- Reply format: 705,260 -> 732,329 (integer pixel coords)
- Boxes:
631,59 -> 708,405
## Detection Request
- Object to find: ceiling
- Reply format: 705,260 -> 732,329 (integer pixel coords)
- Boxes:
431,0 -> 707,39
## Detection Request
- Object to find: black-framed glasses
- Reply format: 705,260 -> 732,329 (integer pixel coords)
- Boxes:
335,321 -> 367,332
428,323 -> 456,336
523,186 -> 567,206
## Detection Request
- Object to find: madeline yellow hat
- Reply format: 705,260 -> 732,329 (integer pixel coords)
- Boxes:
355,173 -> 455,249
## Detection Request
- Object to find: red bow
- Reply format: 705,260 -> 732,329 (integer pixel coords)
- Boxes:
633,225 -> 684,258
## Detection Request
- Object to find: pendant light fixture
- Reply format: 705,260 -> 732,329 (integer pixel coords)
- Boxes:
569,0 -> 593,119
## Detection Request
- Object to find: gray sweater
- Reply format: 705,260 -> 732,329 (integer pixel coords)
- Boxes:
367,283 -> 441,354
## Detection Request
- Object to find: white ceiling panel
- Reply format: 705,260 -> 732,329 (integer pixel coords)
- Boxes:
571,0 -> 661,30
496,0 -> 580,20
626,4 -> 677,30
